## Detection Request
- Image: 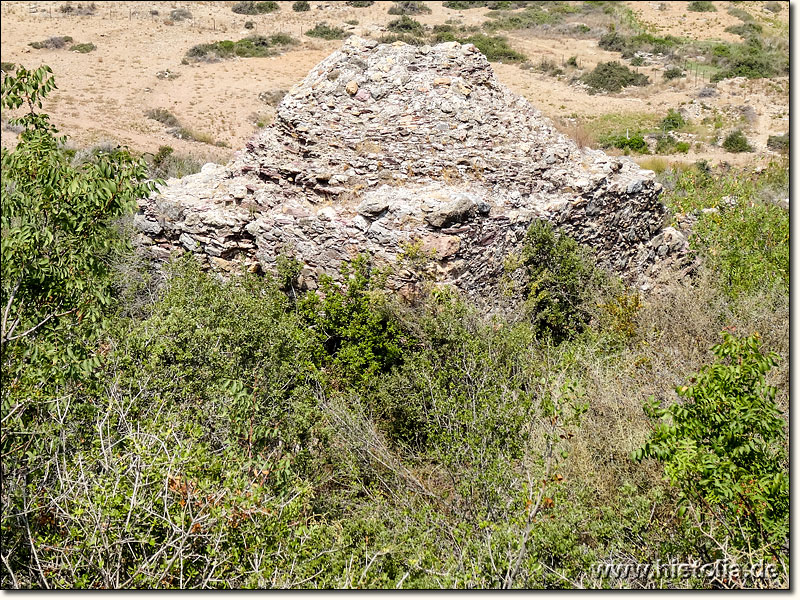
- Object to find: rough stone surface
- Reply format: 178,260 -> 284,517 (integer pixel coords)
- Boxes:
135,36 -> 689,302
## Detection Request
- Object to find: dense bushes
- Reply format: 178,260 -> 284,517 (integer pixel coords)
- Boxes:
581,61 -> 649,93
687,1 -> 716,12
635,333 -> 788,564
766,132 -> 788,153
186,34 -> 297,61
232,1 -> 279,15
388,1 -> 432,15
1,68 -> 789,589
722,129 -> 753,153
305,23 -> 347,40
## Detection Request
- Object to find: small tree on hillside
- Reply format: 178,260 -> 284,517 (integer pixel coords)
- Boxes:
1,65 -> 158,382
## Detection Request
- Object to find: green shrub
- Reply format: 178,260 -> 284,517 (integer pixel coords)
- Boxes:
464,33 -> 526,62
766,132 -> 788,153
662,160 -> 788,296
581,61 -> 649,93
512,220 -> 603,342
346,0 -> 374,5
764,1 -> 783,12
244,20 -> 255,29
687,1 -> 716,12
292,0 -> 310,10
598,31 -> 681,58
710,37 -> 786,81
660,108 -> 685,131
1,62 -> 16,72
387,15 -> 425,35
29,36 -> 73,49
186,34 -> 297,61
634,333 -> 788,565
146,107 -> 181,127
297,255 -> 408,384
724,22 -> 763,39
69,42 -> 96,53
232,1 -> 279,15
1,65 -> 157,381
602,133 -> 648,153
566,55 -> 578,67
663,66 -> 683,80
722,129 -> 752,153
388,1 -> 432,15
674,141 -> 690,153
305,23 -> 347,40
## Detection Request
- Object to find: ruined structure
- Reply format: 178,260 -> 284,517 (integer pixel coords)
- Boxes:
135,36 -> 688,300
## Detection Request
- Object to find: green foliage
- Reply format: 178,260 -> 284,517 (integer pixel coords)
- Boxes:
146,107 -> 180,127
630,55 -> 644,66
722,129 -> 752,153
296,256 -> 408,384
69,42 -> 96,53
1,62 -> 16,73
463,33 -> 527,62
305,23 -> 347,40
663,66 -> 683,80
292,0 -> 310,11
1,65 -> 157,380
346,0 -> 374,5
231,1 -> 279,15
599,31 -> 681,58
244,20 -> 255,29
634,333 -> 787,563
388,1 -> 432,15
661,160 -> 788,297
581,61 -> 649,93
709,36 -> 787,82
514,221 -> 603,343
186,34 -> 297,61
601,132 -> 648,153
764,1 -> 783,13
566,55 -> 578,67
687,1 -> 716,11
766,132 -> 788,153
387,15 -> 425,35
660,108 -> 685,131
724,22 -> 763,39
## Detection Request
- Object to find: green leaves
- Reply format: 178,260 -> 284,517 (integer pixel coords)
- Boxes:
1,66 -> 156,383
633,332 -> 787,562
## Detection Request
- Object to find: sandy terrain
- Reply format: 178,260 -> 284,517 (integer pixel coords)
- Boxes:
0,1 -> 788,168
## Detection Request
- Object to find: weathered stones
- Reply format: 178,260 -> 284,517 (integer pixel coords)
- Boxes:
135,36 -> 688,304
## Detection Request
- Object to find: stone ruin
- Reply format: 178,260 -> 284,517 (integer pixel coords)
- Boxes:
135,36 -> 688,302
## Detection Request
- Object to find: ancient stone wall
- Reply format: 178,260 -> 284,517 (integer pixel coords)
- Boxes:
135,36 -> 688,300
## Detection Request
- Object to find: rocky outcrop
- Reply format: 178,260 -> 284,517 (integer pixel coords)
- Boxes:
135,36 -> 688,301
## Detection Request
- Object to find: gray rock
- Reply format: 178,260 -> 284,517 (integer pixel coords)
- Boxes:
135,36 -> 688,303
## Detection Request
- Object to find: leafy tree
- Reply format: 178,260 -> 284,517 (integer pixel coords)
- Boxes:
514,221 -> 602,343
297,255 -> 408,384
633,333 -> 788,564
1,65 -> 157,381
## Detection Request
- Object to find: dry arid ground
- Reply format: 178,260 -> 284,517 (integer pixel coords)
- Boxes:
0,0 -> 789,168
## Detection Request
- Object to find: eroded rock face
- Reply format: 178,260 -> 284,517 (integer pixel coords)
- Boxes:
135,36 -> 687,300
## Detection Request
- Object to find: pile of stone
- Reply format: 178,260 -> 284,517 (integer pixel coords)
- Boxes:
135,36 -> 688,301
